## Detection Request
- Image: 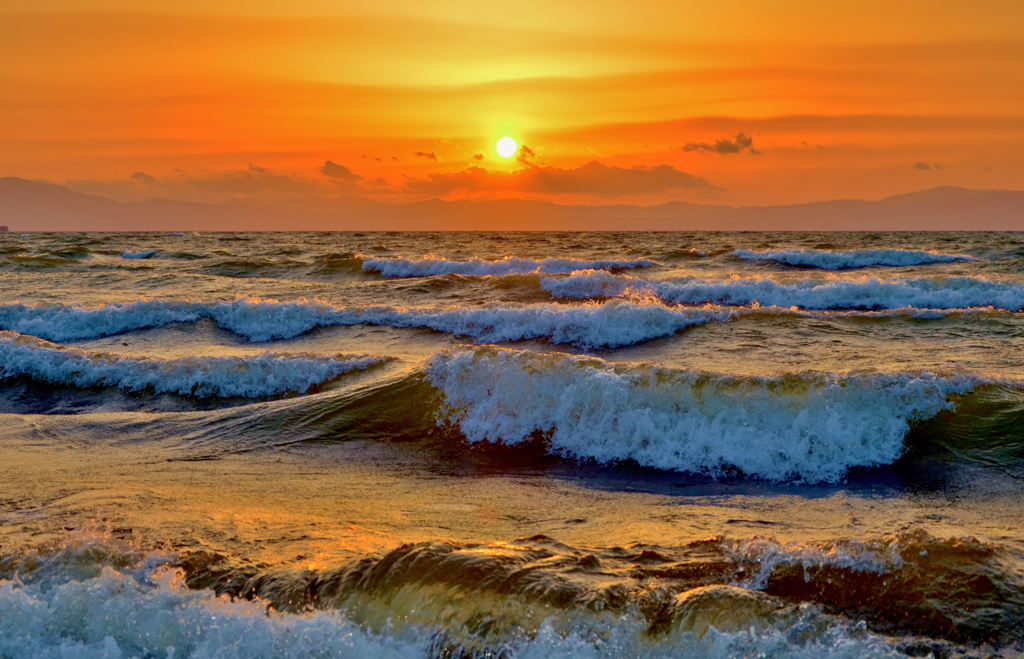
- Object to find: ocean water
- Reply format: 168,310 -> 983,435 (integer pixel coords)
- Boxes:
2,230 -> 1024,658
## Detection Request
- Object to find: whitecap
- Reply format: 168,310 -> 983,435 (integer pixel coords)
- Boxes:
733,248 -> 976,269
542,270 -> 1024,311
121,250 -> 160,259
361,255 -> 657,278
0,298 -> 733,348
0,331 -> 386,398
426,346 -> 987,483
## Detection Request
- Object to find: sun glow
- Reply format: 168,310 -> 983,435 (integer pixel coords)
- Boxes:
496,137 -> 517,158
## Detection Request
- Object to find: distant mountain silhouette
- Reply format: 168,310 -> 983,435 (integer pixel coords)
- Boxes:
1,177 -> 1022,231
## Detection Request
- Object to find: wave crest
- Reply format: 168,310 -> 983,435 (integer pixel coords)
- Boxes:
425,346 -> 984,483
0,331 -> 386,398
361,254 -> 657,278
733,248 -> 976,269
543,270 -> 1024,311
0,298 -> 732,348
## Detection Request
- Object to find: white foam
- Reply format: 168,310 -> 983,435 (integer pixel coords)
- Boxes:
0,565 -> 908,659
121,250 -> 160,259
0,331 -> 385,398
0,298 -> 207,339
425,346 -> 985,483
542,270 -> 1024,311
210,298 -> 733,348
733,248 -> 976,269
361,255 -> 657,278
727,536 -> 905,590
0,298 -> 734,348
0,567 -> 424,659
0,300 -> 207,342
514,618 -> 906,659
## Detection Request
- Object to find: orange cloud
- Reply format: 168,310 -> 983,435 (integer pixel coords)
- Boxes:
403,161 -> 711,197
320,160 -> 362,182
683,133 -> 759,155
66,163 -> 368,202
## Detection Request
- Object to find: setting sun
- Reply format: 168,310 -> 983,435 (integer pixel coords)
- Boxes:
496,137 -> 517,158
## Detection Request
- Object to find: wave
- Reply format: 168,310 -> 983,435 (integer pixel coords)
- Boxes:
0,555 -> 916,659
0,298 -> 733,348
121,249 -> 160,259
0,300 -> 208,341
663,247 -> 710,259
425,346 -> 991,483
0,331 -> 386,398
542,270 -> 1024,311
733,248 -> 977,269
4,528 -> 1016,657
0,558 -> 426,659
361,254 -> 657,278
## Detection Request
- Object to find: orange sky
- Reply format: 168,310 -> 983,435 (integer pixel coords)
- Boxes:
2,0 -> 1022,207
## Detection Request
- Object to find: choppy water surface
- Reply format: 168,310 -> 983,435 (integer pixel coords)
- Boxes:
2,231 -> 1024,658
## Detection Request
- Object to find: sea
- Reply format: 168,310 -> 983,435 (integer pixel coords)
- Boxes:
1,230 -> 1023,658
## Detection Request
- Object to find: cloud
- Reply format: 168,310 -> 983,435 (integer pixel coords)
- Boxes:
67,162 -> 376,202
413,151 -> 438,161
913,161 -> 932,170
360,176 -> 392,190
683,132 -> 759,155
320,160 -> 363,182
130,171 -> 157,184
472,153 -> 484,161
138,163 -> 328,197
403,161 -> 711,197
933,163 -> 947,170
516,145 -> 539,166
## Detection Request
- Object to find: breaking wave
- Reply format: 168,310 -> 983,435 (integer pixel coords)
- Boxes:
425,346 -> 989,483
0,298 -> 733,348
3,529 -> 1017,658
542,270 -> 1024,311
0,331 -> 386,398
733,248 -> 977,269
361,254 -> 657,278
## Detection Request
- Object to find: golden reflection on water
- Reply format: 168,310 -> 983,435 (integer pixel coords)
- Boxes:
4,433 -> 1024,575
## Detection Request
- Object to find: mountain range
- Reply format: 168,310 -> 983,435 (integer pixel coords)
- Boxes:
1,176 -> 1022,231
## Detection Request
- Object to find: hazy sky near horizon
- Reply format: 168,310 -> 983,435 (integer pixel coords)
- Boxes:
2,0 -> 1022,208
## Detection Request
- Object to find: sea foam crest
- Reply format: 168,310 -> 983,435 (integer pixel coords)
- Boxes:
0,566 -> 423,659
0,298 -> 733,348
0,561 -> 907,659
733,248 -> 976,269
0,331 -> 385,398
121,249 -> 160,259
425,346 -> 982,483
195,298 -> 735,348
0,300 -> 207,342
361,254 -> 657,278
542,270 -> 1024,311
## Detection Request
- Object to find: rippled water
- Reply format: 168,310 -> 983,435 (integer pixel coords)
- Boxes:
2,231 -> 1024,658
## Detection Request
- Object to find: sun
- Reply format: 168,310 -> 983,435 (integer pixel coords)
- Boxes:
496,137 -> 517,158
